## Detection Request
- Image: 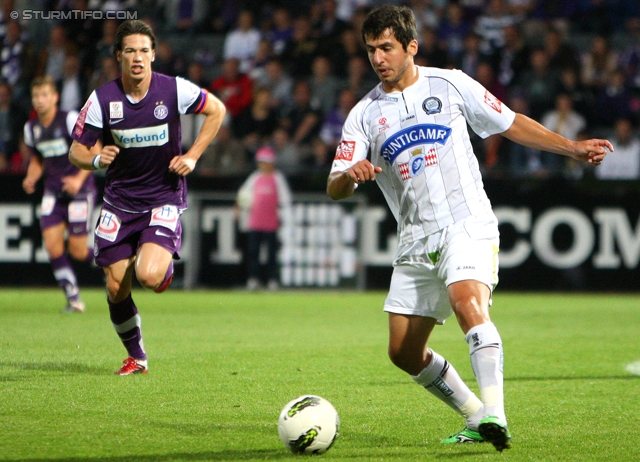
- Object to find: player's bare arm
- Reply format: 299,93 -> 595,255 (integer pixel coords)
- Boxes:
69,140 -> 119,170
168,92 -> 226,176
22,155 -> 44,194
327,159 -> 382,201
502,113 -> 613,165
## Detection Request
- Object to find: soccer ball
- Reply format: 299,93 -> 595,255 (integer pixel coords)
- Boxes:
278,395 -> 340,454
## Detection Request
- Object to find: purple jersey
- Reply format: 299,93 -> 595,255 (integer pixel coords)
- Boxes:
24,109 -> 96,197
72,72 -> 207,212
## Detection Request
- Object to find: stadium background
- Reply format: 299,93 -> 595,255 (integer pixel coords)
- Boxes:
0,0 -> 639,291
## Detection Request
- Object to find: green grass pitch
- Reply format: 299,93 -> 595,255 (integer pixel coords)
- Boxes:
1,288 -> 639,461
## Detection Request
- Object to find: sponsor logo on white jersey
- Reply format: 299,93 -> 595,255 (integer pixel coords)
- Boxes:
111,124 -> 169,148
381,124 -> 451,165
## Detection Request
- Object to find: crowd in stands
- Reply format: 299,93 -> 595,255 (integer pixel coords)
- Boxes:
1,0 -> 640,181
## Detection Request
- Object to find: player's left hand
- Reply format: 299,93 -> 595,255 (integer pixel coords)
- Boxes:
168,155 -> 197,176
573,139 -> 613,166
61,175 -> 83,196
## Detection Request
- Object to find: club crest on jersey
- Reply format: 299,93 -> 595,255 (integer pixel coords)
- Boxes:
381,124 -> 451,165
422,97 -> 442,115
109,101 -> 123,119
154,102 -> 168,120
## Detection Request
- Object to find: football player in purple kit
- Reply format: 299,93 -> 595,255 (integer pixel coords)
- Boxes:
69,20 -> 226,375
23,76 -> 98,314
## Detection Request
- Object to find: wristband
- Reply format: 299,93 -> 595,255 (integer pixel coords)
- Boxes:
91,155 -> 102,170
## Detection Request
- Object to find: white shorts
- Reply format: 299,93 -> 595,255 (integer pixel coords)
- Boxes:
383,215 -> 500,324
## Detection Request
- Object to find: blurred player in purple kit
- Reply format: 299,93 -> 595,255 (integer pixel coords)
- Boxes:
23,76 -> 97,314
69,20 -> 226,375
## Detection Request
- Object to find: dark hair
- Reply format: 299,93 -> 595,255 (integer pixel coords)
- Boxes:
113,20 -> 156,57
361,5 -> 417,51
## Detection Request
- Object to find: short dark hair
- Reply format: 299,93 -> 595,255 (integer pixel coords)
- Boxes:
361,5 -> 417,51
113,20 -> 156,57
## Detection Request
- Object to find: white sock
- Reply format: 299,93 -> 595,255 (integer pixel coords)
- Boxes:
411,350 -> 484,430
466,322 -> 505,422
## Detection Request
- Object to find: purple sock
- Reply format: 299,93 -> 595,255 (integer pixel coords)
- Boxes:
50,254 -> 79,303
108,294 -> 147,360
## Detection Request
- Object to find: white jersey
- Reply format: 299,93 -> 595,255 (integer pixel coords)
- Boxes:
331,65 -> 516,245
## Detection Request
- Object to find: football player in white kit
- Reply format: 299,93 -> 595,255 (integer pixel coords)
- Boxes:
327,6 -> 612,452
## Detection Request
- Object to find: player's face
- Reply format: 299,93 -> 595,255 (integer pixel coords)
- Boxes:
31,85 -> 58,116
365,29 -> 418,92
117,34 -> 155,84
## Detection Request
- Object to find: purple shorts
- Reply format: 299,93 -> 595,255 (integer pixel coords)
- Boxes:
40,191 -> 96,236
93,203 -> 183,268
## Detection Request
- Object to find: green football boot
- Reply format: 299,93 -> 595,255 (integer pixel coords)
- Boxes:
441,427 -> 483,444
478,415 -> 512,452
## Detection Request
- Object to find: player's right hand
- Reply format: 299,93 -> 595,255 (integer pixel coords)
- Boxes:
99,145 -> 120,167
348,160 -> 383,184
22,178 -> 35,194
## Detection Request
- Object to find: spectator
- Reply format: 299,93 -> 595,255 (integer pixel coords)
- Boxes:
320,87 -> 357,148
37,25 -> 78,82
223,9 -> 262,74
209,58 -> 253,119
593,68 -> 635,128
595,118 -> 640,180
158,0 -> 209,34
87,19 -> 119,77
236,146 -> 292,291
281,15 -> 320,78
474,0 -> 519,56
315,0 -> 350,55
266,7 -> 294,55
248,39 -> 275,83
254,58 -> 294,116
496,24 -> 530,87
541,93 -> 587,142
272,126 -> 303,175
233,87 -> 279,154
280,79 -> 322,147
542,27 -> 579,74
476,61 -> 508,169
57,54 -> 87,112
1,20 -> 36,106
407,0 -> 441,35
438,2 -> 470,63
617,18 -> 640,91
558,67 -> 594,123
309,55 -> 342,116
455,32 -> 491,79
581,35 -> 617,92
541,93 -> 588,176
0,80 -> 22,171
516,48 -> 561,120
305,136 -> 333,173
196,123 -> 248,177
153,41 -> 185,77
328,25 -> 367,78
416,27 -> 448,69
185,61 -> 209,88
503,94 -> 548,178
88,55 -> 120,94
344,54 -> 378,99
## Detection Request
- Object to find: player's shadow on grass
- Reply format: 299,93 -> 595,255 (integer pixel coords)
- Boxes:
0,360 -> 109,376
7,449 -> 287,461
505,374 -> 638,381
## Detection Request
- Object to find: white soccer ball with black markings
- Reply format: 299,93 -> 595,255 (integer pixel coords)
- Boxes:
278,395 -> 340,454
